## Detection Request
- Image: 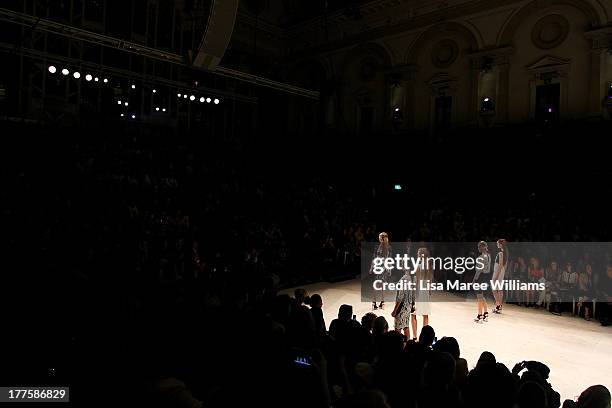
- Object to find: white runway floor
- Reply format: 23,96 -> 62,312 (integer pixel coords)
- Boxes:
283,278 -> 612,402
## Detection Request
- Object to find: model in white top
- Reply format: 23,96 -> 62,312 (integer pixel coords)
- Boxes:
410,247 -> 432,341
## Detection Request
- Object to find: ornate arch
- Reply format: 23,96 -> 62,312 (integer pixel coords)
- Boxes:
497,0 -> 604,46
405,21 -> 479,65
340,42 -> 393,79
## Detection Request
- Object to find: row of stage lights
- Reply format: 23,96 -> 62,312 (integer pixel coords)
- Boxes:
48,65 -> 109,83
176,92 -> 220,105
48,65 -> 223,106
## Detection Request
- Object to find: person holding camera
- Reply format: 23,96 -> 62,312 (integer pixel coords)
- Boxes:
512,360 -> 561,408
563,384 -> 611,408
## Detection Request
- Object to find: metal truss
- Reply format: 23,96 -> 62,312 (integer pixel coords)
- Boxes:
0,42 -> 258,104
0,7 -> 320,100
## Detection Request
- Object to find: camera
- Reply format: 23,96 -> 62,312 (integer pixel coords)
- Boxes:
524,360 -> 550,379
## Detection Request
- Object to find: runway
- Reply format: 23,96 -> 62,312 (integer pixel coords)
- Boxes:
282,277 -> 612,402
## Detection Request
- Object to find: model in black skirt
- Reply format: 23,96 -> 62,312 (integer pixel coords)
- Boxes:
474,241 -> 491,323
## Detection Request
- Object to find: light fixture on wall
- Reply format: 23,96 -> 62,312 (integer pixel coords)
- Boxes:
480,97 -> 495,114
392,106 -> 403,124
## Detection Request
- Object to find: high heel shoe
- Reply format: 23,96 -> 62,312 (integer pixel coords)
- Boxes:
372,302 -> 378,310
474,314 -> 482,323
482,312 -> 489,322
379,301 -> 384,309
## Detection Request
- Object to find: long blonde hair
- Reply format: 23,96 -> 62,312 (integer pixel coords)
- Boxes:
497,239 -> 509,267
417,247 -> 432,282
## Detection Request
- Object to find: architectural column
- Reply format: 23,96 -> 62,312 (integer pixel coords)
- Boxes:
588,49 -> 603,116
496,59 -> 510,123
404,72 -> 417,129
384,64 -> 417,131
468,47 -> 513,125
468,59 -> 480,125
585,27 -> 612,118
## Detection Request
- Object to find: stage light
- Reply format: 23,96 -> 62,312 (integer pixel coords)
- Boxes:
124,102 -> 129,106
131,114 -> 136,119
177,93 -> 182,97
94,77 -> 99,82
548,107 -> 553,113
189,95 -> 195,101
103,78 -> 108,83
120,113 -> 124,117
48,65 -> 57,74
152,89 -> 157,93
85,74 -> 92,81
214,98 -> 220,104
131,84 -> 136,89
484,97 -> 490,102
117,100 -> 122,105
73,71 -> 80,79
155,107 -> 159,111
200,97 -> 205,103
61,68 -> 69,76
394,184 -> 402,191
183,94 -> 187,99
206,97 -> 211,103
394,107 -> 400,112
162,108 -> 166,112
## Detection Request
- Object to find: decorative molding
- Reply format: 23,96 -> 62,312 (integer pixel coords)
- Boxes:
526,55 -> 571,120
531,14 -> 570,50
383,64 -> 419,80
405,21 -> 479,64
353,86 -> 375,106
468,46 -> 514,68
584,26 -> 612,49
359,56 -> 382,82
497,0 -> 604,46
526,55 -> 571,75
288,0 -> 529,60
431,39 -> 460,68
426,73 -> 459,96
